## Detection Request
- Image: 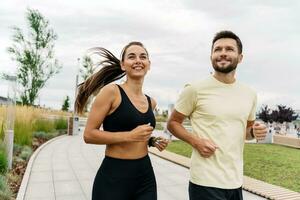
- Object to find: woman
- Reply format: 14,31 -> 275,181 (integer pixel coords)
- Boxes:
75,41 -> 168,200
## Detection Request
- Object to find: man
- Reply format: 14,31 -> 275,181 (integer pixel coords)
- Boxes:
167,30 -> 267,200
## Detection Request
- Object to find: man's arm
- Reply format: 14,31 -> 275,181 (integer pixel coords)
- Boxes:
246,121 -> 255,140
167,110 -> 218,158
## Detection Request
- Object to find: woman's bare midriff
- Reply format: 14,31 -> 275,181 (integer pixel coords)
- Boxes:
105,141 -> 148,159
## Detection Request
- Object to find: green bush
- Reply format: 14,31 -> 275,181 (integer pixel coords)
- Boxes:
54,117 -> 67,130
48,131 -> 60,139
0,174 -> 12,200
13,144 -> 23,156
13,156 -> 24,163
155,123 -> 164,130
34,119 -> 55,133
0,143 -> 8,174
19,146 -> 32,161
33,131 -> 49,140
155,115 -> 167,122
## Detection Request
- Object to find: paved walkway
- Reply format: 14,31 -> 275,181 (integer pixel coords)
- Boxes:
18,131 -> 266,200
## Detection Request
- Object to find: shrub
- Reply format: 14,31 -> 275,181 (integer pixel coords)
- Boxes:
155,115 -> 167,122
54,117 -> 67,130
1,106 -> 69,146
14,120 -> 32,146
0,119 -> 5,141
0,106 -> 6,140
19,146 -> 32,161
0,174 -> 12,200
13,156 -> 24,163
33,131 -> 49,140
34,119 -> 55,133
155,123 -> 164,130
0,143 -> 8,174
14,106 -> 36,146
13,144 -> 23,156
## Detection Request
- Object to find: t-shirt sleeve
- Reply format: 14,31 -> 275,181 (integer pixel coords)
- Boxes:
174,84 -> 197,117
248,93 -> 257,121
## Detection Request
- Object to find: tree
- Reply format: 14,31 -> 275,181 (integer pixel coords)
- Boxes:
79,56 -> 94,81
258,105 -> 298,124
257,105 -> 271,123
79,55 -> 95,112
6,8 -> 61,106
162,110 -> 168,118
274,105 -> 298,123
61,96 -> 70,111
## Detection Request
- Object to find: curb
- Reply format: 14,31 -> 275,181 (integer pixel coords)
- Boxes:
16,134 -> 67,200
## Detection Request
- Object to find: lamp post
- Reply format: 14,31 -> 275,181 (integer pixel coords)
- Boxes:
4,75 -> 17,169
68,58 -> 80,136
74,57 -> 80,111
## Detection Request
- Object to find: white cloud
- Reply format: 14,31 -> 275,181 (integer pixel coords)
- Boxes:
0,0 -> 299,110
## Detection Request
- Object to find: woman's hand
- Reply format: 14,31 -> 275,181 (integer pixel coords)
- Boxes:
128,124 -> 153,142
153,137 -> 169,151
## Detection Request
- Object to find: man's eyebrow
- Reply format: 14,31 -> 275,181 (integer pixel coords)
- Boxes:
214,45 -> 235,49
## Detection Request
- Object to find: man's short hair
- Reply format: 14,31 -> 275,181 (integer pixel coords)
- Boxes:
212,30 -> 243,54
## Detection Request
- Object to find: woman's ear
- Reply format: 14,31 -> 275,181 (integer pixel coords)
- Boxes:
120,61 -> 126,71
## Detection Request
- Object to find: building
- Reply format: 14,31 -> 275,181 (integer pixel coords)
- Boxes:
295,110 -> 300,120
0,96 -> 10,105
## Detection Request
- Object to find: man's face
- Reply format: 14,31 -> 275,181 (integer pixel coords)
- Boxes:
211,38 -> 243,73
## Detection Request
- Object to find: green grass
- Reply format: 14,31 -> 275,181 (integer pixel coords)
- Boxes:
166,141 -> 300,192
244,143 -> 300,192
166,140 -> 192,157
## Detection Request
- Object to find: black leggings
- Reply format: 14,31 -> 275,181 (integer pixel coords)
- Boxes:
92,155 -> 157,200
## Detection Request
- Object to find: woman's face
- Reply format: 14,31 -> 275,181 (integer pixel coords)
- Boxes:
121,45 -> 150,79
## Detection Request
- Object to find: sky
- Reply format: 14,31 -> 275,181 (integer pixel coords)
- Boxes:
1,0 -> 299,112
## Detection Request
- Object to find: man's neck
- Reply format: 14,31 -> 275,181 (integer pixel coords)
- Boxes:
213,71 -> 236,84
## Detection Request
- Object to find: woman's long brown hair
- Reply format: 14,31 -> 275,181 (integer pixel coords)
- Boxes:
75,41 -> 148,113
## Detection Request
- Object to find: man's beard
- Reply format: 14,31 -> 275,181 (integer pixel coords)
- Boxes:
212,58 -> 238,73
213,64 -> 237,73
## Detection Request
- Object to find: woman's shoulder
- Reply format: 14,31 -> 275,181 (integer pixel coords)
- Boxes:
100,84 -> 118,94
95,84 -> 119,101
146,96 -> 157,110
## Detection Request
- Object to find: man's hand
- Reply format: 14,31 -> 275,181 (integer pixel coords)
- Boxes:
253,122 -> 267,140
192,138 -> 218,158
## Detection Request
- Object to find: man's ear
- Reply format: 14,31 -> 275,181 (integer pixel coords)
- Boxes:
238,54 -> 243,63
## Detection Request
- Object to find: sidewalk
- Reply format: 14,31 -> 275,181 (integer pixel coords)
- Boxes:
18,131 -> 266,200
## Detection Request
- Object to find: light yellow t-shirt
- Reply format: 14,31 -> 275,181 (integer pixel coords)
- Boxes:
175,76 -> 257,189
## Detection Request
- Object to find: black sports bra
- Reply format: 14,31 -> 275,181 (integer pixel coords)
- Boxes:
103,85 -> 156,132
